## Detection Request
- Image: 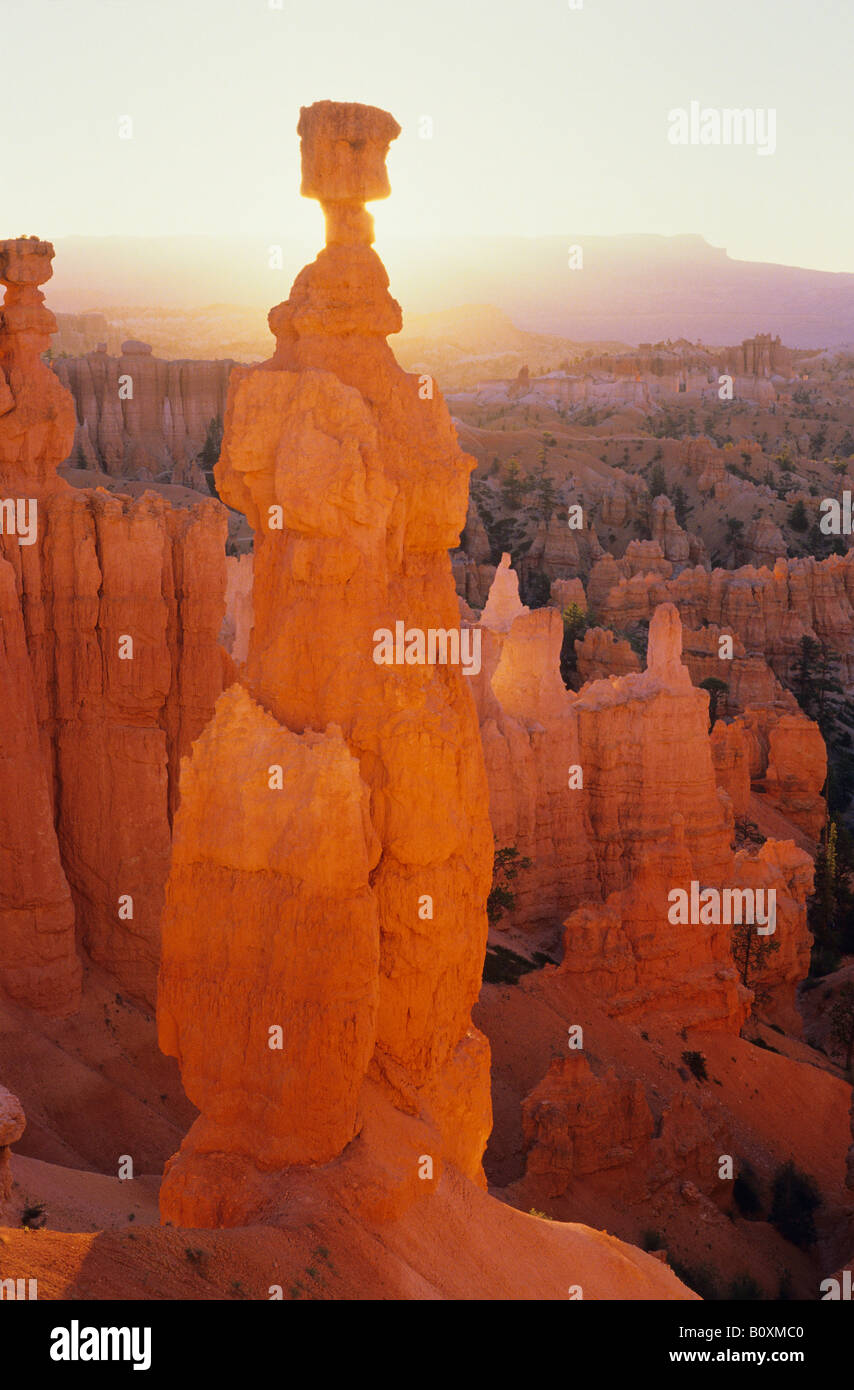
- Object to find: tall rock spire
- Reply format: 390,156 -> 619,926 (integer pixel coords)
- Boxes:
0,238 -> 75,491
158,103 -> 494,1226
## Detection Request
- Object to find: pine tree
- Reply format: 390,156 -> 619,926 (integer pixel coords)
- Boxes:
731,920 -> 781,999
699,676 -> 728,730
501,459 -> 524,510
830,983 -> 854,1071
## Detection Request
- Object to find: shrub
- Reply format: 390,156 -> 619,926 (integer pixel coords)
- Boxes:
829,982 -> 854,1069
648,463 -> 667,497
521,568 -> 551,609
560,602 -> 589,682
671,1260 -> 719,1300
483,943 -> 537,986
769,1162 -> 821,1248
728,1274 -> 763,1300
487,845 -> 532,928
788,499 -> 809,532
682,1050 -> 708,1081
809,941 -> 842,978
733,1168 -> 762,1217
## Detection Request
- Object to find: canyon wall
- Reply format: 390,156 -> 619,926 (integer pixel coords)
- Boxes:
54,343 -> 234,488
473,557 -> 815,1031
591,552 -> 854,691
0,237 -> 227,1011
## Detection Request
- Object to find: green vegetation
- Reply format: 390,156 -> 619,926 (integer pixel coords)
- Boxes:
829,982 -> 854,1070
197,415 -> 223,494
769,1162 -> 821,1248
730,919 -> 780,998
733,1166 -> 762,1217
648,463 -> 667,497
487,845 -> 532,928
670,1260 -> 719,1301
809,819 -> 854,967
682,1050 -> 708,1082
559,601 -> 590,683
787,498 -> 809,532
483,943 -> 555,986
699,676 -> 728,730
728,1274 -> 763,1300
641,1229 -> 664,1252
794,635 -> 843,734
521,568 -> 551,609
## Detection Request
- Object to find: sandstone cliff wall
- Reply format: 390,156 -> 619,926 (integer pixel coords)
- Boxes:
0,237 -> 227,1012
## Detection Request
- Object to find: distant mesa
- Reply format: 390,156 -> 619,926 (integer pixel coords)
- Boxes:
120,338 -> 153,355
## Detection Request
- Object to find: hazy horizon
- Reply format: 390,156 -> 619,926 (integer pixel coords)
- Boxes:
4,0 -> 852,274
43,230 -> 854,351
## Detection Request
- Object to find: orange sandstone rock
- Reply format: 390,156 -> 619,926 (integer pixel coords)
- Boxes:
710,719 -> 751,817
0,1084 -> 25,1211
575,626 -> 641,683
0,238 -> 73,492
594,553 -> 854,693
159,103 -> 493,1226
158,686 -> 381,1219
54,346 -> 233,486
0,558 -> 80,1014
0,238 -> 228,1009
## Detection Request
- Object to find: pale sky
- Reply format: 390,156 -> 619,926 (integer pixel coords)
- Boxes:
4,0 -> 851,271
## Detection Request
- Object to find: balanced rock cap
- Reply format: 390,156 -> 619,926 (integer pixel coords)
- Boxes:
297,100 -> 401,205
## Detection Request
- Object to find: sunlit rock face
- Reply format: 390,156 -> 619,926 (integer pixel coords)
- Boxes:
593,550 -> 854,693
158,102 -> 494,1227
0,238 -> 227,1012
472,578 -> 813,1029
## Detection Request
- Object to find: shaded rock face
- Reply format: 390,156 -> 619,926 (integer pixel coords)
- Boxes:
0,1084 -> 25,1213
0,238 -> 228,1012
0,239 -> 75,493
576,626 -> 641,682
743,517 -> 787,568
34,487 -> 227,1004
710,720 -> 751,817
158,102 -> 494,1228
0,556 -> 79,1013
220,552 -> 253,664
680,623 -> 792,717
474,587 -> 736,947
523,1056 -> 655,1189
732,707 -> 828,841
54,349 -> 234,488
0,238 -> 81,1013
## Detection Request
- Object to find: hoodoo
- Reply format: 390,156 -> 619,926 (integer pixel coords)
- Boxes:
0,238 -> 227,1012
158,101 -> 496,1226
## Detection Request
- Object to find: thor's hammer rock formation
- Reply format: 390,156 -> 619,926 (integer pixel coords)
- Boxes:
158,102 -> 495,1226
